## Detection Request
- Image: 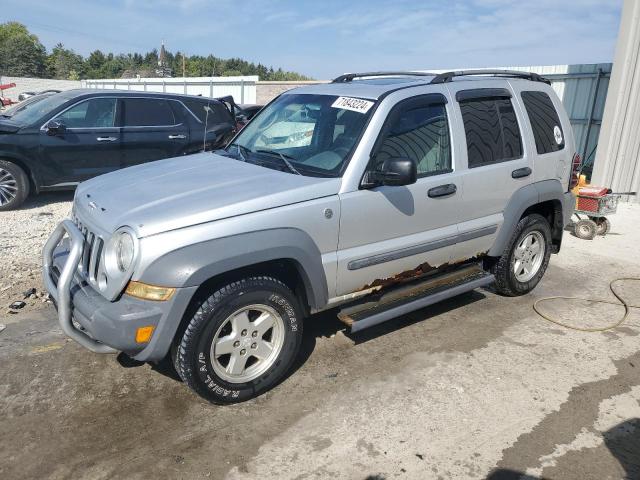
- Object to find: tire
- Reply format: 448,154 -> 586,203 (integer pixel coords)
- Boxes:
574,219 -> 597,240
0,160 -> 29,211
491,214 -> 553,297
174,276 -> 303,404
592,217 -> 611,236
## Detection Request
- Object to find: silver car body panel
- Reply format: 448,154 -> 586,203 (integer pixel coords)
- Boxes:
74,153 -> 342,238
43,75 -> 576,360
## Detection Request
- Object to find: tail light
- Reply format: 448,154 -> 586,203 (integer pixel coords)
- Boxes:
569,153 -> 581,190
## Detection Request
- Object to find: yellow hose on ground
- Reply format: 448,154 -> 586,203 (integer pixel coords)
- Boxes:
533,278 -> 640,332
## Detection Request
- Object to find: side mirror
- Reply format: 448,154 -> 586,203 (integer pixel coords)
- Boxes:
370,157 -> 417,187
46,121 -> 66,136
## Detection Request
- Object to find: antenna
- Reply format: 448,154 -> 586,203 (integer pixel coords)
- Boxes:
203,101 -> 211,151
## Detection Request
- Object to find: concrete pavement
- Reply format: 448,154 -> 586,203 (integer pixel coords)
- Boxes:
1,204 -> 639,480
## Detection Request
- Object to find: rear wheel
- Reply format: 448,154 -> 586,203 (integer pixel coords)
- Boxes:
0,160 -> 29,211
491,214 -> 552,296
592,217 -> 611,236
174,276 -> 303,404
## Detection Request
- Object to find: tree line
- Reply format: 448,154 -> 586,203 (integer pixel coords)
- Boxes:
0,22 -> 312,81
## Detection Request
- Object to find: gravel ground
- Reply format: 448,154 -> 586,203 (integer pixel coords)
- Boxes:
1,203 -> 639,479
0,192 -> 73,317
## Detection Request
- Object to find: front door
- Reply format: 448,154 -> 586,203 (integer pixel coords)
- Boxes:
38,97 -> 121,184
118,97 -> 189,168
336,94 -> 462,296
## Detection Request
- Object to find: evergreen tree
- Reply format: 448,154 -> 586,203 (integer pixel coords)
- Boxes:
0,21 -> 313,80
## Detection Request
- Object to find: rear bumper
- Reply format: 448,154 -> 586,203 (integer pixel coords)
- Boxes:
42,220 -> 196,361
562,191 -> 576,226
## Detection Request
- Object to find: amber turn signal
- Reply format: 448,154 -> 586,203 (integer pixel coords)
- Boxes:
135,326 -> 155,344
125,281 -> 175,301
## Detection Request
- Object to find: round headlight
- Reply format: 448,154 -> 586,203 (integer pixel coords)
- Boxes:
115,231 -> 135,272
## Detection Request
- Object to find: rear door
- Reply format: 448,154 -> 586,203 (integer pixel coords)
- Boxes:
38,97 -> 121,183
118,97 -> 189,168
447,83 -> 532,260
180,98 -> 236,150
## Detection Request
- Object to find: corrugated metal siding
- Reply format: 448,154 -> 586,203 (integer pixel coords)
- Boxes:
592,0 -> 640,202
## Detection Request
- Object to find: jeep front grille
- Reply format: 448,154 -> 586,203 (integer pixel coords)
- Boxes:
72,216 -> 104,283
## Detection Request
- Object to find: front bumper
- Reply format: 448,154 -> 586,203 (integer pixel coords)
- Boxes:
42,220 -> 196,361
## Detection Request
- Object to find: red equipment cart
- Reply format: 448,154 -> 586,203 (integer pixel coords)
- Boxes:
572,185 -> 621,240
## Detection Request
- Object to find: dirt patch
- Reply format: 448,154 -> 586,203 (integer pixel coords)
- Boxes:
0,192 -> 72,319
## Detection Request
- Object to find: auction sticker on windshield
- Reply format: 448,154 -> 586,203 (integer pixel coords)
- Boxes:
331,96 -> 374,114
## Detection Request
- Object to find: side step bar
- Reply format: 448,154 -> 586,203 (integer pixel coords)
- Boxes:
338,264 -> 494,333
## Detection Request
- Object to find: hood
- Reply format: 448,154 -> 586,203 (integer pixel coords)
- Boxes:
74,152 -> 341,237
0,118 -> 21,133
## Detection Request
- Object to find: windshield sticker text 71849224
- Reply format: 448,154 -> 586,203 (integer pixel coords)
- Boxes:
331,96 -> 374,114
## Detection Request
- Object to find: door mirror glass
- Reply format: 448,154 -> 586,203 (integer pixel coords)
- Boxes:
373,157 -> 417,187
46,120 -> 66,136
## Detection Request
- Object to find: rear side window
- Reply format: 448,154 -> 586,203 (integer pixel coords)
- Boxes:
121,98 -> 176,127
460,97 -> 523,168
373,103 -> 451,177
521,91 -> 565,154
182,100 -> 232,124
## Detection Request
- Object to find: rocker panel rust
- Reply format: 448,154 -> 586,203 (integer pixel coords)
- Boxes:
359,251 -> 488,291
338,263 -> 489,326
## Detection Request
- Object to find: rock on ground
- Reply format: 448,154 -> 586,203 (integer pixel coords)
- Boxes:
0,192 -> 72,320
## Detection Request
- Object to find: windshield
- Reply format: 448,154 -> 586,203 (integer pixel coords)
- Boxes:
9,91 -> 76,125
2,93 -> 53,117
227,93 -> 375,177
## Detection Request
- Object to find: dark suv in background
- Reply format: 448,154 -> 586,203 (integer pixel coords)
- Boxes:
0,90 -> 237,210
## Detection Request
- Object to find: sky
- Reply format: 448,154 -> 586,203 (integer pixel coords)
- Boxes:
4,0 -> 623,79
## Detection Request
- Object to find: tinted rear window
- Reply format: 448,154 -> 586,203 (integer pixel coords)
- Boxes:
121,98 -> 176,127
182,100 -> 232,124
521,91 -> 565,154
460,97 -> 523,168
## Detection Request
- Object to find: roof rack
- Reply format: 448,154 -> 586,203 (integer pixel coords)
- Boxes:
429,69 -> 551,85
332,71 -> 439,83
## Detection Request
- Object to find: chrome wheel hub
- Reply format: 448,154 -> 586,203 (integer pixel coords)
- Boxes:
512,231 -> 545,282
210,304 -> 285,383
0,168 -> 17,205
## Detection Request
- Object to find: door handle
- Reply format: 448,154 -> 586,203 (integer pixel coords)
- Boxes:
512,167 -> 532,179
96,136 -> 117,142
428,183 -> 457,198
168,134 -> 186,139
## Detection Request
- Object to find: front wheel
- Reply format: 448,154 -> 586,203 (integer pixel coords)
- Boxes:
174,276 -> 303,404
0,160 -> 29,211
574,219 -> 597,240
491,214 -> 552,296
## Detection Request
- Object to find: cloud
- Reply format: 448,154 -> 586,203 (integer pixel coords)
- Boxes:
4,0 -> 623,79
265,11 -> 297,23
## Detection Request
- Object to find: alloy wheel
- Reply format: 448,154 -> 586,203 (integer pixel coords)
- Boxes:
512,231 -> 546,282
0,168 -> 18,205
210,304 -> 285,383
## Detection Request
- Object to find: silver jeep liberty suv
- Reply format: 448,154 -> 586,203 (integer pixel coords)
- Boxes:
44,70 -> 576,403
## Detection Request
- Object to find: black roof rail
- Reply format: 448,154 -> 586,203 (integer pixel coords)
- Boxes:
430,69 -> 551,85
332,71 -> 439,83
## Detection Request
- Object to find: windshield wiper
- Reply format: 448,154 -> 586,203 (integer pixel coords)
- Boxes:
255,149 -> 301,175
